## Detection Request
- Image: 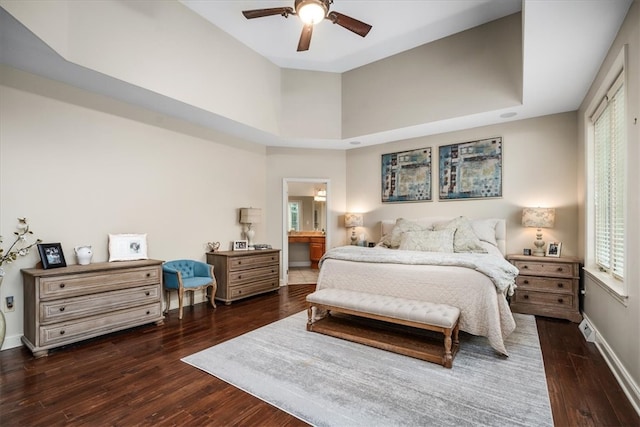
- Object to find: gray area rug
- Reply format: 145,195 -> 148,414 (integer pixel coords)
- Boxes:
182,312 -> 552,427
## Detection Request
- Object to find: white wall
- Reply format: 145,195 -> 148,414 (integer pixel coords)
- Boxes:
0,66 -> 269,349
577,0 -> 640,410
346,112 -> 579,256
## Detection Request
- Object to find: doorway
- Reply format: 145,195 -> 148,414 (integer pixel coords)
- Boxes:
282,178 -> 330,285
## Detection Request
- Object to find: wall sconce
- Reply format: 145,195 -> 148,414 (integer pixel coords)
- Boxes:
522,207 -> 555,256
239,207 -> 261,247
344,213 -> 363,245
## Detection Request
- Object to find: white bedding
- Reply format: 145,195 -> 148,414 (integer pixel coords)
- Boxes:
315,217 -> 518,355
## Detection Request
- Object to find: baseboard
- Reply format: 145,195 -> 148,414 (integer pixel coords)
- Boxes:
585,313 -> 640,416
1,333 -> 23,351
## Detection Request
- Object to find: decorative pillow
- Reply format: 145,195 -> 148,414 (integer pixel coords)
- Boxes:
108,233 -> 148,262
471,219 -> 499,247
399,229 -> 455,253
433,216 -> 487,253
380,218 -> 432,249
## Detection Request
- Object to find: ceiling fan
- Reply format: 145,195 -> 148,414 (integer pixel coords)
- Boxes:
242,0 -> 372,52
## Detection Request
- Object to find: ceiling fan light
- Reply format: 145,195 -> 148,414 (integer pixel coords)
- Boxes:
298,1 -> 326,25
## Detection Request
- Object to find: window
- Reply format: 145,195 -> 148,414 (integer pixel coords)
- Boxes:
288,201 -> 300,232
591,70 -> 626,283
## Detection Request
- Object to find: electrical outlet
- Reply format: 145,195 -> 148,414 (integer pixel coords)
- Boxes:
5,296 -> 15,312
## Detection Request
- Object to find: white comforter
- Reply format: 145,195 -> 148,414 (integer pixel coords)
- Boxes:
317,246 -> 519,355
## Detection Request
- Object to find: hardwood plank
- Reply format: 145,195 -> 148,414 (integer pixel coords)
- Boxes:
0,284 -> 637,427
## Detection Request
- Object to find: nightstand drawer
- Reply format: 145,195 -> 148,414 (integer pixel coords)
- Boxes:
228,265 -> 279,285
229,254 -> 278,271
229,279 -> 279,299
513,261 -> 574,277
515,276 -> 575,293
514,290 -> 573,308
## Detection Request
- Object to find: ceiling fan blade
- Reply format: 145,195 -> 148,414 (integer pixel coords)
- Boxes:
297,24 -> 313,52
242,7 -> 294,19
327,11 -> 372,37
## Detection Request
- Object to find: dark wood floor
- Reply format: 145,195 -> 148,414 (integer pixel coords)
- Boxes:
0,284 -> 638,426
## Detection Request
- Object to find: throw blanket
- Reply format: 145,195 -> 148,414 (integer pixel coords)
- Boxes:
320,246 -> 519,296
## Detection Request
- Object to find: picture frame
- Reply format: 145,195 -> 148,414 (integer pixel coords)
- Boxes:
233,240 -> 248,251
438,137 -> 503,200
108,233 -> 148,262
381,147 -> 432,203
523,248 -> 531,256
37,243 -> 67,269
546,242 -> 561,257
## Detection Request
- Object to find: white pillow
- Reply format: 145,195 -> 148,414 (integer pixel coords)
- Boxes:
471,219 -> 499,247
380,218 -> 431,249
433,216 -> 487,253
399,229 -> 455,253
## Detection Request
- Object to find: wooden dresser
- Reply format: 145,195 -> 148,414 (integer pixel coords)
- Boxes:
21,259 -> 164,358
206,249 -> 280,305
506,254 -> 582,322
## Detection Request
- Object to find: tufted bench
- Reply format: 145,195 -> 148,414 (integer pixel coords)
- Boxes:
306,288 -> 460,368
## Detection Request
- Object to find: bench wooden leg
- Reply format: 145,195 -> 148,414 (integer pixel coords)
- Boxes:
443,327 -> 453,368
307,306 -> 313,331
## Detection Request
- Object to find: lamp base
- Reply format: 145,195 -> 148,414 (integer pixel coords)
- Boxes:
533,230 -> 546,256
350,229 -> 358,245
245,227 -> 255,247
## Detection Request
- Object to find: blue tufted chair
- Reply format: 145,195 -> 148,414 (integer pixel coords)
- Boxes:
162,260 -> 217,319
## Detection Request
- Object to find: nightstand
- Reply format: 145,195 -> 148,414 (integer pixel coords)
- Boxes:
206,249 -> 280,305
506,254 -> 582,322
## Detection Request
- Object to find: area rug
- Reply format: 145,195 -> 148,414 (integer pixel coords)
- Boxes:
182,312 -> 553,427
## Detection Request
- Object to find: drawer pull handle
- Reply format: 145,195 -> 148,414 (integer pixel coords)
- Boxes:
522,265 -> 529,269
145,291 -> 150,296
238,261 -> 242,265
523,294 -> 529,299
523,280 -> 529,285
59,307 -> 65,312
59,283 -> 66,288
556,267 -> 564,272
146,273 -> 151,277
558,298 -> 564,304
557,283 -> 564,288
60,330 -> 65,335
238,276 -> 242,280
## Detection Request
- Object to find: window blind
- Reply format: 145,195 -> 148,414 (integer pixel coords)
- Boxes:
593,71 -> 625,280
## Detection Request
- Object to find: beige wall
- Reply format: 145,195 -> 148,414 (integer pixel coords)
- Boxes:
577,0 -> 640,407
342,13 -> 522,138
346,112 -> 579,256
0,67 -> 270,348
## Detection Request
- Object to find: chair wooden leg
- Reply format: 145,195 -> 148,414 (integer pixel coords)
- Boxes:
164,290 -> 171,314
208,284 -> 217,309
178,288 -> 184,320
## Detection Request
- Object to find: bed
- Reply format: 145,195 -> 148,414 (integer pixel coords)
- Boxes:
316,216 -> 519,355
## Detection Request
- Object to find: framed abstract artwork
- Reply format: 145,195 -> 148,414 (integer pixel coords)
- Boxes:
381,147 -> 432,203
108,233 -> 148,262
438,137 -> 503,200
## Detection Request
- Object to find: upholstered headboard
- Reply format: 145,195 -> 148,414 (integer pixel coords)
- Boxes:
380,217 -> 507,256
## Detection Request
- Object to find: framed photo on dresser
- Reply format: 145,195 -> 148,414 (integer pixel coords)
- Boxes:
546,242 -> 561,257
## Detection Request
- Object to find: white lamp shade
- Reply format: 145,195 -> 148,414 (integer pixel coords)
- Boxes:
344,213 -> 363,228
297,1 -> 327,24
522,208 -> 555,228
240,208 -> 261,224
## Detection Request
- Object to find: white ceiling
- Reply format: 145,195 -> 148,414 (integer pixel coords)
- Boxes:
0,1 -> 633,149
180,0 -> 523,73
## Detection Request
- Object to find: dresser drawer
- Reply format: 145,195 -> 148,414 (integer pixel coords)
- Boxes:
229,254 -> 279,271
228,265 -> 279,285
39,302 -> 162,346
514,290 -> 573,308
515,276 -> 575,294
40,285 -> 160,324
513,261 -> 575,277
39,267 -> 160,300
229,279 -> 280,299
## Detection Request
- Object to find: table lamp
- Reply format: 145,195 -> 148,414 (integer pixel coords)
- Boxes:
344,213 -> 363,245
522,207 -> 555,256
240,207 -> 261,247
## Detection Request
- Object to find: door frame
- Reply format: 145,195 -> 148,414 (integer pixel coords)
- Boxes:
282,177 -> 331,285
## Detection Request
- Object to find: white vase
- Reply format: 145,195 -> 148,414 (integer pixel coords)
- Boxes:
0,275 -> 4,349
